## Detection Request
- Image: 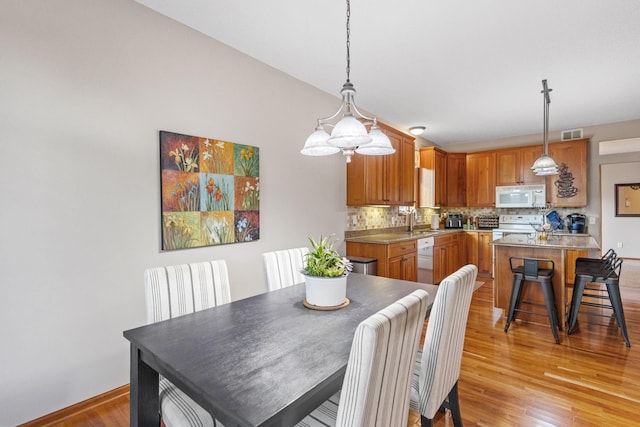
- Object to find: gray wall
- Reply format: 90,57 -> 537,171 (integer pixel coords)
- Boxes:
0,1 -> 349,424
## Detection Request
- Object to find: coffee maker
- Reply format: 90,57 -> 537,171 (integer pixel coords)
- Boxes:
567,213 -> 586,234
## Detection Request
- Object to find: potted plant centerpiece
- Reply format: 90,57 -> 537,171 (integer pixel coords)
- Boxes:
302,235 -> 353,308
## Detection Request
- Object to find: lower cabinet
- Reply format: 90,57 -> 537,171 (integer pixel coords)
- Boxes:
465,231 -> 493,277
433,233 -> 465,284
346,240 -> 417,282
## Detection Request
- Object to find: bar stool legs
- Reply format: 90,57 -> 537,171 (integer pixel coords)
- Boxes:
568,257 -> 630,347
504,257 -> 561,344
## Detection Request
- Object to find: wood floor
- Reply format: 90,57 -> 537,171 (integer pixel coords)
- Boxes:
25,261 -> 640,427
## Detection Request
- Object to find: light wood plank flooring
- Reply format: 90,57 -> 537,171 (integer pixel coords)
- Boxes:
23,261 -> 640,427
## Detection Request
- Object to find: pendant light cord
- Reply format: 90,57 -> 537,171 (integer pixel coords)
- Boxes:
345,0 -> 351,83
541,79 -> 552,155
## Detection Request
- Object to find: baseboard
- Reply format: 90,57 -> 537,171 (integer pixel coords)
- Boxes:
18,384 -> 129,427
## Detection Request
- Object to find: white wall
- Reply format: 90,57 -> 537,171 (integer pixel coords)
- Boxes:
601,162 -> 640,257
0,1 -> 349,424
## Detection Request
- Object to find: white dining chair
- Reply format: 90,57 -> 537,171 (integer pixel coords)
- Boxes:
296,289 -> 430,427
144,260 -> 232,427
410,264 -> 478,427
262,247 -> 310,291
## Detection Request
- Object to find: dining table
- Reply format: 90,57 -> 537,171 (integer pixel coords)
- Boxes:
123,273 -> 438,427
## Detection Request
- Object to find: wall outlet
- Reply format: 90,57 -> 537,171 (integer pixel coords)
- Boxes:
588,216 -> 596,225
617,242 -> 624,248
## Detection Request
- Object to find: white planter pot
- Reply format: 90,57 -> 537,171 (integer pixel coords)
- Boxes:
304,274 -> 347,307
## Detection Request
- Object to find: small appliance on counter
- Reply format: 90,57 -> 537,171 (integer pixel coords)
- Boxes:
430,213 -> 440,230
567,213 -> 587,234
445,213 -> 463,229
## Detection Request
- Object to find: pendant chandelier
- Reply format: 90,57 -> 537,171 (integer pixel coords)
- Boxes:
300,0 -> 394,163
531,79 -> 559,176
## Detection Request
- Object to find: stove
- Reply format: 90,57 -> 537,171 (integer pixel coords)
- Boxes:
491,214 -> 543,278
493,214 -> 544,235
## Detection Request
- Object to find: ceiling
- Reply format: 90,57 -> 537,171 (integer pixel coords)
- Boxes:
134,0 -> 640,145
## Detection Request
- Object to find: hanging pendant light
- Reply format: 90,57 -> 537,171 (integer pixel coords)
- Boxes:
300,0 -> 395,163
531,79 -> 559,176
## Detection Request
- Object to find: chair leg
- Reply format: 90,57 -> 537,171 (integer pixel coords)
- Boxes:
420,414 -> 433,427
568,276 -> 588,334
504,275 -> 523,332
448,381 -> 463,427
606,283 -> 631,347
540,280 -> 560,344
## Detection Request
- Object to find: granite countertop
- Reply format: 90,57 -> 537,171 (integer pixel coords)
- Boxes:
344,228 -> 492,244
490,233 -> 600,250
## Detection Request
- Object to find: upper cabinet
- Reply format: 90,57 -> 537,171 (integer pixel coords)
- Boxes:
546,139 -> 588,207
419,148 -> 466,207
446,153 -> 467,207
419,147 -> 447,207
346,123 -> 415,206
496,145 -> 545,186
466,151 -> 496,207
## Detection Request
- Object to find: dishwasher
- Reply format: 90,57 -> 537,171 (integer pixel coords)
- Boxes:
417,236 -> 435,284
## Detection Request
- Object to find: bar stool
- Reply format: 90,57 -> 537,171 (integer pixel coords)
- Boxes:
504,257 -> 561,344
568,256 -> 630,347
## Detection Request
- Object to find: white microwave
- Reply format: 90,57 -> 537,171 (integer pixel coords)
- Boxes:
495,184 -> 546,208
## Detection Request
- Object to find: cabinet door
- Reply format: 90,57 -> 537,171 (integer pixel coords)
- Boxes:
466,151 -> 496,207
477,232 -> 493,276
496,146 -> 545,186
433,245 -> 448,284
403,254 -> 417,282
496,149 -> 521,186
399,136 -> 416,205
419,147 -> 447,207
520,146 -> 545,184
384,131 -> 402,204
346,153 -> 366,206
388,253 -> 416,281
365,155 -> 387,205
446,153 -> 466,207
466,232 -> 479,266
547,139 -> 588,207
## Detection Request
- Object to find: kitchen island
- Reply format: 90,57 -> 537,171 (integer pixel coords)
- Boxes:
491,233 -> 600,327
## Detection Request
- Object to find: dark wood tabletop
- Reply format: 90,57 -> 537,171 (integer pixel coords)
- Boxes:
124,273 -> 438,427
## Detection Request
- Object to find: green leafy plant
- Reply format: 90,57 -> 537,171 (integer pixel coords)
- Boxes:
303,235 -> 353,277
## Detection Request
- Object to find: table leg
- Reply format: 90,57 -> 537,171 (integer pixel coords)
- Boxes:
130,343 -> 159,427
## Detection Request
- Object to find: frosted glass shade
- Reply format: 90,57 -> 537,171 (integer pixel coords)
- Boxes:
356,126 -> 395,155
531,154 -> 559,176
301,129 -> 340,156
327,116 -> 372,147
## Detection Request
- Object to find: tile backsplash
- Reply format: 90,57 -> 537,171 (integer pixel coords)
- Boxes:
346,206 -> 586,231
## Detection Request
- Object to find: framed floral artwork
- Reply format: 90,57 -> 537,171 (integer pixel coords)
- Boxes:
159,130 -> 260,250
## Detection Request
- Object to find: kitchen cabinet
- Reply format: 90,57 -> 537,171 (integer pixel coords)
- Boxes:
346,240 -> 417,281
346,123 -> 415,206
465,231 -> 493,277
496,145 -> 545,186
546,139 -> 588,207
446,153 -> 467,207
419,147 -> 447,207
433,233 -> 464,284
466,151 -> 496,207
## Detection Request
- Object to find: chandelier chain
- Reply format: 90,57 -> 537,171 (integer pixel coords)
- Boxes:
345,0 -> 351,82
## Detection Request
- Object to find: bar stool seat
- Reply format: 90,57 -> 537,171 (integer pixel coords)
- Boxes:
568,256 -> 630,347
504,257 -> 561,344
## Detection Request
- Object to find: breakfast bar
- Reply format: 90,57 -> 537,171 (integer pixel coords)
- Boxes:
491,234 -> 600,327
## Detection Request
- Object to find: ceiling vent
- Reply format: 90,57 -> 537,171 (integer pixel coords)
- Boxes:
561,128 -> 583,140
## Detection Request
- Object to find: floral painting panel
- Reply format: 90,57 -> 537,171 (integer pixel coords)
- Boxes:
200,139 -> 234,175
201,211 -> 235,245
235,176 -> 260,211
162,212 -> 202,250
160,131 -> 200,172
160,130 -> 260,250
234,144 -> 259,177
161,170 -> 201,212
235,211 -> 259,243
